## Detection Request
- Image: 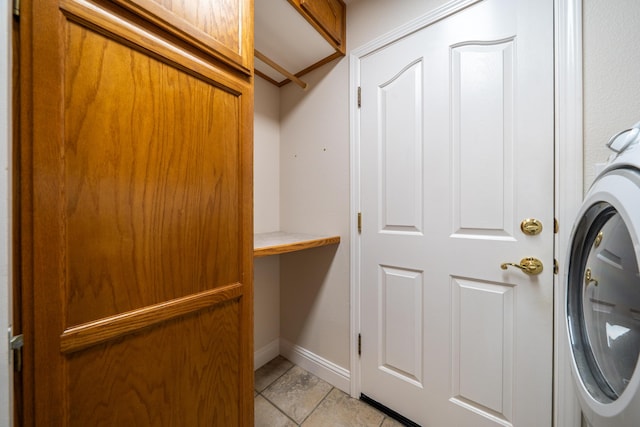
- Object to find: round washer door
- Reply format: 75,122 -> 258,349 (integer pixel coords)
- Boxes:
567,166 -> 640,427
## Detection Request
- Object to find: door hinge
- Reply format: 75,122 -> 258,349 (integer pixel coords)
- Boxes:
357,212 -> 362,234
357,86 -> 361,108
13,0 -> 20,17
358,333 -> 361,356
553,259 -> 559,275
9,329 -> 24,372
554,218 -> 559,234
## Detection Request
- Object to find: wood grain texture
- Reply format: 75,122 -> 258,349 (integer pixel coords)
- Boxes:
254,232 -> 340,257
107,0 -> 253,73
20,0 -> 254,425
60,0 -> 248,91
64,23 -> 241,325
67,300 -> 242,426
61,283 -> 243,353
288,0 -> 346,53
258,0 -> 346,88
300,0 -> 344,45
152,0 -> 240,46
255,49 -> 307,89
254,69 -> 280,87
275,50 -> 344,87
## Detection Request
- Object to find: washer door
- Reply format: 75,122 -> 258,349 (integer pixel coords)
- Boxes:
567,167 -> 640,426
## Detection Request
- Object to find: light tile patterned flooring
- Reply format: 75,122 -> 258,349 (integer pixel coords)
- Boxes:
254,356 -> 405,427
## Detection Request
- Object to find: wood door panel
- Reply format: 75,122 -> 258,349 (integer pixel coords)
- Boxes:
64,22 -> 241,326
21,0 -> 254,424
60,283 -> 243,353
107,0 -> 252,74
67,299 -> 242,426
299,0 -> 345,45
148,0 -> 240,46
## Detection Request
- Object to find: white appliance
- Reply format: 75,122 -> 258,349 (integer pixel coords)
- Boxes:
566,122 -> 640,427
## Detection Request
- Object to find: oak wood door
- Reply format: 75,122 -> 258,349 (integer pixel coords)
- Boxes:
17,0 -> 253,425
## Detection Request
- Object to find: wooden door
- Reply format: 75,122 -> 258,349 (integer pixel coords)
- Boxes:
359,0 -> 554,425
17,0 -> 253,425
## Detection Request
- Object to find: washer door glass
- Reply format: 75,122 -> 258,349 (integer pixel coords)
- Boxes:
568,203 -> 640,402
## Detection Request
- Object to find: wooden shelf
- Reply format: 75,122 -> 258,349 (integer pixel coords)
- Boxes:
254,232 -> 340,257
254,0 -> 346,87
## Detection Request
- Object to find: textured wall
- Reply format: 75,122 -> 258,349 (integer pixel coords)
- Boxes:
254,77 -> 281,235
583,0 -> 640,191
254,78 -> 281,362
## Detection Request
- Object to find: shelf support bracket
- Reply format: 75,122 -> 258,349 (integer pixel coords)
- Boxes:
254,50 -> 308,90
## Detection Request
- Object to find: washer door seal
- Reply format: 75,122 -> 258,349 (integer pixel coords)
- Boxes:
567,201 -> 640,403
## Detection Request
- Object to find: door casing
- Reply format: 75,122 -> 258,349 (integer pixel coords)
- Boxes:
1,0 -> 12,424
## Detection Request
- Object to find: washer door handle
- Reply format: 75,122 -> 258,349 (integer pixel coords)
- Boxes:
500,257 -> 543,275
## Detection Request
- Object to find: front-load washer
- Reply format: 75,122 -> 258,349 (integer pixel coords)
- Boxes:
566,121 -> 640,427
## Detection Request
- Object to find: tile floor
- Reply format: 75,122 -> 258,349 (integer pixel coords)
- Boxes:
254,356 -> 405,427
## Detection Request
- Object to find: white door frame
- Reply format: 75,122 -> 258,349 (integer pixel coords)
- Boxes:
348,1 -> 584,426
553,0 -> 583,426
0,0 -> 13,425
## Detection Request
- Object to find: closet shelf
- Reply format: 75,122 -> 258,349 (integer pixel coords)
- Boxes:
254,0 -> 346,87
254,231 -> 340,257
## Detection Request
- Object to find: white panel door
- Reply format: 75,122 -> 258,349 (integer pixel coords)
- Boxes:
359,0 -> 554,426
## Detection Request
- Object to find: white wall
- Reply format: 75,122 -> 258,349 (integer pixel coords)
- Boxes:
583,0 -> 640,190
0,1 -> 11,425
253,78 -> 282,368
277,0 -> 450,375
279,59 -> 351,368
347,0 -> 452,49
254,78 -> 281,235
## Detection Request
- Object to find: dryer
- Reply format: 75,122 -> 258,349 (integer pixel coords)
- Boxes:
566,122 -> 640,427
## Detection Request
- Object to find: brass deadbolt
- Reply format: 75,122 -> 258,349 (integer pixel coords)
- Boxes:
521,218 -> 543,236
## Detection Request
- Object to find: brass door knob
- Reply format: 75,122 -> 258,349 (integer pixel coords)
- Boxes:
500,257 -> 543,275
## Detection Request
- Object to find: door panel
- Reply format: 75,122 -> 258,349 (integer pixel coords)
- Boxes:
452,40 -> 515,236
64,22 -> 241,325
67,302 -> 241,425
379,266 -> 423,387
451,277 -> 515,420
20,0 -> 253,425
107,0 -> 252,73
379,60 -> 423,234
359,0 -> 553,425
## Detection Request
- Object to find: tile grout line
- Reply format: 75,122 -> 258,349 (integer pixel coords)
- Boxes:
255,361 -> 296,394
297,386 -> 335,426
255,360 -> 302,425
258,391 -> 300,426
255,359 -> 299,425
256,361 -> 397,426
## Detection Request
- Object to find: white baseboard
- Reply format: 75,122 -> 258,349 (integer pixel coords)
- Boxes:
254,339 -> 280,371
280,339 -> 350,393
